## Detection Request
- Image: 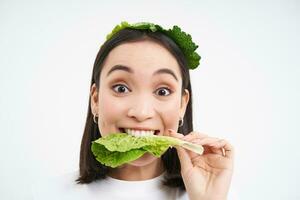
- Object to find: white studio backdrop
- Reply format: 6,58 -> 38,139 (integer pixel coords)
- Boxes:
0,1 -> 299,199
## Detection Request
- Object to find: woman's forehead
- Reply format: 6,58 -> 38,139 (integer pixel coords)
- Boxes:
101,40 -> 181,77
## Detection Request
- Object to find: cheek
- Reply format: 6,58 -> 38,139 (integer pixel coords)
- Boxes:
98,91 -> 128,135
156,97 -> 181,129
99,94 -> 123,117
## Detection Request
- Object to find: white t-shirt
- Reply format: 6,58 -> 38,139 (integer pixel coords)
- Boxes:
32,171 -> 188,200
32,171 -> 238,200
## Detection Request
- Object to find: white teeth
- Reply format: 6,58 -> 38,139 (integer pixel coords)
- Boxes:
124,128 -> 155,137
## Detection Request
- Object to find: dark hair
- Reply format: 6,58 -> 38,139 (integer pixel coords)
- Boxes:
76,28 -> 194,190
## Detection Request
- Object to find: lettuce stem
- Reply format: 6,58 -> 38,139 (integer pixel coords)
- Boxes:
180,141 -> 204,155
154,135 -> 204,155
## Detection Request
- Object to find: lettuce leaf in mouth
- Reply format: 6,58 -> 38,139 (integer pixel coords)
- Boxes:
91,133 -> 204,168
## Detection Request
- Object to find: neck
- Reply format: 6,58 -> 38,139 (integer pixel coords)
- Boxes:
108,158 -> 164,181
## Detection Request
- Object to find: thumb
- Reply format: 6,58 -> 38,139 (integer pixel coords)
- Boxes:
168,129 -> 193,171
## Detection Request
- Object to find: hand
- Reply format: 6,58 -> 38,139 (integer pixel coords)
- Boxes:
166,129 -> 234,200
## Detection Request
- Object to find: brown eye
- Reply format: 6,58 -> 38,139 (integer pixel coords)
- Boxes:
155,87 -> 172,96
112,84 -> 130,93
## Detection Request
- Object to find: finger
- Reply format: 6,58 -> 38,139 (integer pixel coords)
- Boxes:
209,139 -> 227,148
166,129 -> 184,139
174,146 -> 194,172
168,129 -> 194,170
185,136 -> 220,146
211,147 -> 224,156
183,132 -> 208,140
187,137 -> 229,156
174,134 -> 222,156
188,140 -> 224,155
223,140 -> 234,159
208,139 -> 234,158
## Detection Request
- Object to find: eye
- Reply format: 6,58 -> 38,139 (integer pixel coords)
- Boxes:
155,87 -> 172,96
112,84 -> 130,93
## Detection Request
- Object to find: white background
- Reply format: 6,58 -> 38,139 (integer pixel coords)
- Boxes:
0,0 -> 299,199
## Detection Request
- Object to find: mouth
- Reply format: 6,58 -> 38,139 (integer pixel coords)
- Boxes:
119,127 -> 160,137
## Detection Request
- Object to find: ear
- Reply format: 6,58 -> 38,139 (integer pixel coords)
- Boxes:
90,83 -> 99,115
180,89 -> 190,118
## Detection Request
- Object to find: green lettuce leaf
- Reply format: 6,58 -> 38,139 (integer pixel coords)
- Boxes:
91,133 -> 204,168
91,142 -> 146,168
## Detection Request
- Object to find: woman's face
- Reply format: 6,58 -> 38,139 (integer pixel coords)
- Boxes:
91,39 -> 189,167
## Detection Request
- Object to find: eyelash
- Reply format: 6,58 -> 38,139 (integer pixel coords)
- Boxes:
111,84 -> 173,96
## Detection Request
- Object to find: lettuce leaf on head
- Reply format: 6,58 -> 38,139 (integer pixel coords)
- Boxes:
91,133 -> 204,168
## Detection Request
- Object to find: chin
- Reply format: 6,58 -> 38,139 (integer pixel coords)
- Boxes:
128,153 -> 160,167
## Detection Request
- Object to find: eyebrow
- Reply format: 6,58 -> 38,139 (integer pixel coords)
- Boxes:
106,64 -> 178,81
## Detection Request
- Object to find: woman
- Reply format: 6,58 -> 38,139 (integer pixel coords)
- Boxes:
76,22 -> 234,200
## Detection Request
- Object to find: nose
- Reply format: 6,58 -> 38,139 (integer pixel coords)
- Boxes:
127,96 -> 155,122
